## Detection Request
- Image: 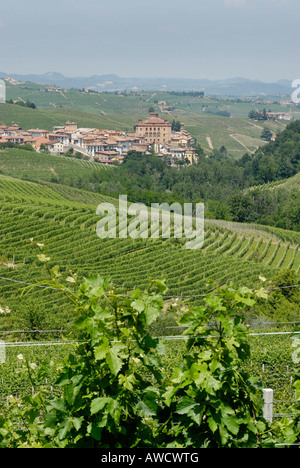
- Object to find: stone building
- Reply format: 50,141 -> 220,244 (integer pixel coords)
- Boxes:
134,112 -> 172,145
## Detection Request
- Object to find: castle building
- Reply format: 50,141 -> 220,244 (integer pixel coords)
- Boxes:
64,121 -> 78,133
134,113 -> 172,145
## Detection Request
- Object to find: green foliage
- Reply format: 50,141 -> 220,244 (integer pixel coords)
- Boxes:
171,120 -> 181,132
261,129 -> 273,142
256,269 -> 300,322
6,98 -> 36,109
249,109 -> 268,121
228,193 -> 255,223
1,253 -> 292,448
240,119 -> 300,184
159,286 -> 274,448
37,276 -> 168,448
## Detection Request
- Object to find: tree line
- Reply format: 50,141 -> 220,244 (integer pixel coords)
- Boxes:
87,119 -> 300,231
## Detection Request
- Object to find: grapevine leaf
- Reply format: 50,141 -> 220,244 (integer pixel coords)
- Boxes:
144,295 -> 163,325
205,295 -> 227,312
176,397 -> 197,415
208,416 -> 218,433
90,397 -> 113,415
223,413 -> 240,435
106,345 -> 124,376
58,417 -> 73,440
94,337 -> 110,361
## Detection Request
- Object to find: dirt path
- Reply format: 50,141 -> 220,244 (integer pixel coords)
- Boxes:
229,134 -> 255,154
206,136 -> 214,150
146,93 -> 157,103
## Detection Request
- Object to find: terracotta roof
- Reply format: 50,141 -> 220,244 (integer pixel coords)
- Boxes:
34,137 -> 53,147
138,117 -> 171,126
27,129 -> 48,133
49,133 -> 69,138
22,136 -> 38,143
95,150 -> 118,156
104,139 -> 119,145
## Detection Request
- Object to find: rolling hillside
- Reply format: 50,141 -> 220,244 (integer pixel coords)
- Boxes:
0,147 -> 112,186
0,171 -> 298,331
0,101 -> 285,160
3,81 -> 299,158
250,172 -> 300,192
0,103 -> 139,133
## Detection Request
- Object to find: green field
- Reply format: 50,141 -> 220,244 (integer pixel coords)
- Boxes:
0,102 -> 284,159
3,82 -> 300,158
0,147 -> 112,186
0,169 -> 298,330
249,172 -> 300,193
0,82 -> 299,448
0,103 -> 139,134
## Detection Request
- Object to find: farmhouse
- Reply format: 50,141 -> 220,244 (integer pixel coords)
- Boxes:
266,112 -> 294,121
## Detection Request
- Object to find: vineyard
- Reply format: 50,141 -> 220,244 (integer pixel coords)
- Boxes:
0,331 -> 299,412
0,274 -> 299,448
0,147 -> 112,186
0,173 -> 299,314
0,170 -> 299,447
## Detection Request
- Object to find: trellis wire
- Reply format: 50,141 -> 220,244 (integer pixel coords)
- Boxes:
0,274 -> 299,297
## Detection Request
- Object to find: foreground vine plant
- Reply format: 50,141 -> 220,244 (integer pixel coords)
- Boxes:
0,243 -> 299,447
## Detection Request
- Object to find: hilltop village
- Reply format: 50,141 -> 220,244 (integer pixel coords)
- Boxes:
0,113 -> 198,166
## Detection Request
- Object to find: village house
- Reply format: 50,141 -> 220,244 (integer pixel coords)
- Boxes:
2,124 -> 22,135
46,86 -> 63,93
27,129 -> 49,138
94,151 -> 119,164
48,131 -> 71,146
34,137 -> 65,154
64,121 -> 78,133
0,117 -> 198,166
185,148 -> 198,165
266,112 -> 294,121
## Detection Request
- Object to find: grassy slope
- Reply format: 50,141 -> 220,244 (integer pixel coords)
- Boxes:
0,102 -> 285,159
0,147 -> 111,185
0,103 -> 140,133
0,169 -> 298,327
254,172 -> 300,192
4,83 -> 299,158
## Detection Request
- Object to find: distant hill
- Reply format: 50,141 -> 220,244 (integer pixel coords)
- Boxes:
0,71 -> 294,96
0,103 -> 139,133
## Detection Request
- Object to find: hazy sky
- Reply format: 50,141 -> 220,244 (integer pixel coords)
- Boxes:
0,0 -> 299,81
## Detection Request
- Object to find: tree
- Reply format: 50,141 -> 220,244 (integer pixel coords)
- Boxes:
261,129 -> 272,141
228,193 -> 254,222
171,120 -> 181,132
